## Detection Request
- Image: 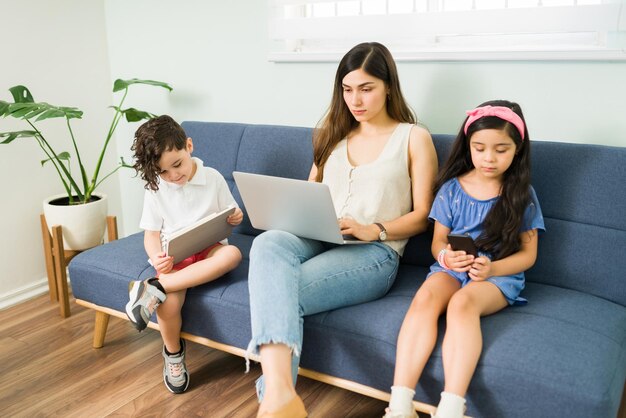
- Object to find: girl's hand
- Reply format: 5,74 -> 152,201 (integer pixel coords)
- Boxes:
468,256 -> 492,281
227,207 -> 244,225
445,244 -> 475,272
338,217 -> 379,242
150,251 -> 174,275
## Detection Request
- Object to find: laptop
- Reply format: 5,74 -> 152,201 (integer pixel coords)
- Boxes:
233,171 -> 366,245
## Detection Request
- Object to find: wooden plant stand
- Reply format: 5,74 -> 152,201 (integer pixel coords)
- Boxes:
40,214 -> 118,318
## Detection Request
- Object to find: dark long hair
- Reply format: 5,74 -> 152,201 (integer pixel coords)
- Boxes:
435,100 -> 531,260
313,42 -> 416,182
131,115 -> 188,191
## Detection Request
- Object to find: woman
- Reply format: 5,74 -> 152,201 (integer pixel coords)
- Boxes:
247,42 -> 438,418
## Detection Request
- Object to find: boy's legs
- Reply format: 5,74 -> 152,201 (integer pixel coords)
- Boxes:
126,244 -> 241,331
156,288 -> 190,394
156,288 -> 186,353
158,244 -> 242,292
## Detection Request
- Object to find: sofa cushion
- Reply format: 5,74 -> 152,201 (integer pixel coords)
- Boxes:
301,273 -> 626,418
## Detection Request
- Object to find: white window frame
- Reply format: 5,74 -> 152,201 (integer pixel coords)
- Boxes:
268,0 -> 626,61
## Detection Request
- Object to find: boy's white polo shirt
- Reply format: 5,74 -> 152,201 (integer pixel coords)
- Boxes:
140,157 -> 236,246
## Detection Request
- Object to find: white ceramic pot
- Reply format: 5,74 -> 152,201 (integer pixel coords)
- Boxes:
43,193 -> 108,251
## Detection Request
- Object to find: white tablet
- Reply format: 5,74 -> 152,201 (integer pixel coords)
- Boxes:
165,206 -> 236,264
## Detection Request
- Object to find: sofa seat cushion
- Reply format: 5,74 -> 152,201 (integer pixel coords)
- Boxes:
70,234 -> 626,418
301,271 -> 626,418
70,233 -> 256,350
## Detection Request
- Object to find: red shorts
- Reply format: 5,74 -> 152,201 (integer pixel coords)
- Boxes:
157,242 -> 223,276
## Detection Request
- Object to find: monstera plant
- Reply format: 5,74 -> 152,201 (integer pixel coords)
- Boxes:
0,78 -> 172,204
0,78 -> 172,249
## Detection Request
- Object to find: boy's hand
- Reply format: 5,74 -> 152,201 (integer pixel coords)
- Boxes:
468,256 -> 492,281
150,251 -> 173,275
445,244 -> 475,273
227,208 -> 244,225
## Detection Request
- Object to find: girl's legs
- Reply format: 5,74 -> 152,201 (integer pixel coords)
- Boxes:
387,273 -> 459,416
248,230 -> 399,416
393,273 -> 460,388
441,281 -> 508,397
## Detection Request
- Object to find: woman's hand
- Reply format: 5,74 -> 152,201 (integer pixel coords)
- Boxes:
150,251 -> 174,275
338,217 -> 380,242
444,244 -> 475,273
227,207 -> 244,225
468,256 -> 492,281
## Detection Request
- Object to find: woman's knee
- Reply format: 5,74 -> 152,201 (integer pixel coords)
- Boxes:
250,230 -> 296,256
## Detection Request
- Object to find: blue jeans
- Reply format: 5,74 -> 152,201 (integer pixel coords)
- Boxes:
246,230 -> 400,400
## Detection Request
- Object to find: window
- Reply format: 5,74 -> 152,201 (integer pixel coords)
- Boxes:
268,0 -> 626,61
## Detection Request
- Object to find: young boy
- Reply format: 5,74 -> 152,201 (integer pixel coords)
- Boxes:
126,115 -> 243,394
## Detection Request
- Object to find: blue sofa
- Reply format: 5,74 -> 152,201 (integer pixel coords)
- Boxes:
69,121 -> 626,418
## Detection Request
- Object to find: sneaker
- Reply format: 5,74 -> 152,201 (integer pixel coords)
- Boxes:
162,339 -> 190,394
125,278 -> 166,331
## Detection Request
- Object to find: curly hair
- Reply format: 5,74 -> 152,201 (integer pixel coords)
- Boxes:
131,115 -> 188,191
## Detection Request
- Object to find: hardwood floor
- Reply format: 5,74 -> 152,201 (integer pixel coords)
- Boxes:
1,293 -> 418,418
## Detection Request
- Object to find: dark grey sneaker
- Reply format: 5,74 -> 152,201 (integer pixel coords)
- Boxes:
163,339 -> 190,394
125,278 -> 166,331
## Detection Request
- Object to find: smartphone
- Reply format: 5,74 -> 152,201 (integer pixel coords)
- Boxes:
447,234 -> 478,257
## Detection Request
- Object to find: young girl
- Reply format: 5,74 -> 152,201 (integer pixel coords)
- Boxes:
246,42 -> 438,418
384,100 -> 545,418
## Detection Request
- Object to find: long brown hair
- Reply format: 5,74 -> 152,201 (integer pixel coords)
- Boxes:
435,100 -> 532,260
313,42 -> 416,182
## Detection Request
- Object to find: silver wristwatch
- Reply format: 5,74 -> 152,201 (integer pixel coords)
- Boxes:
375,222 -> 387,242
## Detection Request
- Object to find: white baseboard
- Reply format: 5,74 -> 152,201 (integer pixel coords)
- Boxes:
0,277 -> 50,310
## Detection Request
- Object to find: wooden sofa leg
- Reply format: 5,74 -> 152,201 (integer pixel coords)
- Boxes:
93,311 -> 110,349
618,381 -> 626,418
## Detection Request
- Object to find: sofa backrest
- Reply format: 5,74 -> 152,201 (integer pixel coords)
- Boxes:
183,121 -> 314,236
182,121 -> 626,307
526,140 -> 626,306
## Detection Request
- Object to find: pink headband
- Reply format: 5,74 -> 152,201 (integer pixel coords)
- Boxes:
464,105 -> 525,140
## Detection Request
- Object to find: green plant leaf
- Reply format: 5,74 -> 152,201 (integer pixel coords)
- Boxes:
110,106 -> 156,122
8,103 -> 39,118
113,78 -> 173,92
0,100 -> 10,116
41,151 -> 70,166
0,130 -> 38,144
123,107 -> 156,122
35,108 -> 66,121
5,101 -> 83,121
119,156 -> 134,168
9,85 -> 34,103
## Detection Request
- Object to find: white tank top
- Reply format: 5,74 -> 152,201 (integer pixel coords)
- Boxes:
322,123 -> 413,255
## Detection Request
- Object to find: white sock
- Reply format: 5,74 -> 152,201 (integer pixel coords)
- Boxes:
434,392 -> 466,418
389,386 -> 416,416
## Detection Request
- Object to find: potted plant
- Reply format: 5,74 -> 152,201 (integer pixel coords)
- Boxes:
0,79 -> 172,250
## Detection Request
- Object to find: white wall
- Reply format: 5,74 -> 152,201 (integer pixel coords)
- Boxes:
2,0 -> 625,307
104,0 -> 626,238
0,0 -> 122,308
